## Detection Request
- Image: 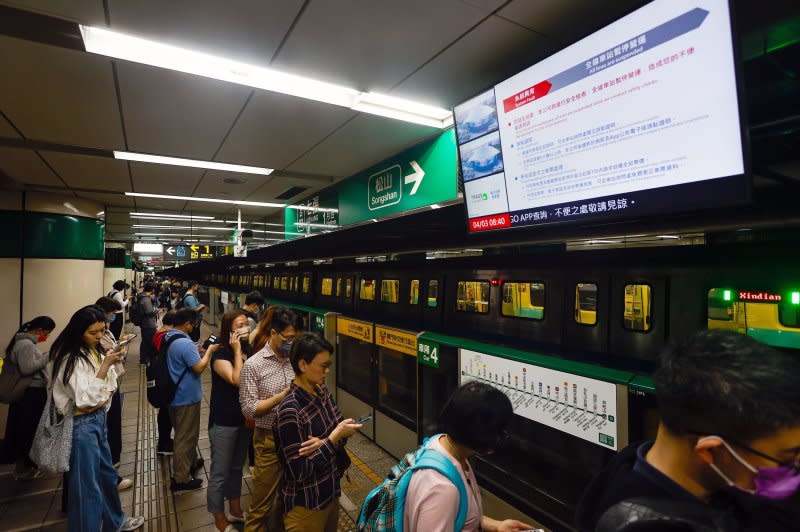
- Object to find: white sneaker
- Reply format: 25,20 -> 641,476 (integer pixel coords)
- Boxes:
118,478 -> 133,491
120,516 -> 145,531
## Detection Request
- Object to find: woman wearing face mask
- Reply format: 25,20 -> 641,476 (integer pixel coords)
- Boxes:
2,315 -> 56,480
403,381 -> 535,532
207,311 -> 253,532
239,306 -> 298,532
50,306 -> 144,531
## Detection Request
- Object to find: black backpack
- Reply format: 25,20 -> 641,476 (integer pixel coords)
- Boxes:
130,294 -> 145,326
175,292 -> 190,310
145,332 -> 190,409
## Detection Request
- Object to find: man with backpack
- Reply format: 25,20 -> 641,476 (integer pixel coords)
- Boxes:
179,281 -> 205,343
133,282 -> 158,365
158,309 -> 213,491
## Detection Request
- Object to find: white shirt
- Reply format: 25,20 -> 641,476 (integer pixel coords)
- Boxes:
403,436 -> 484,532
110,290 -> 128,314
52,348 -> 118,415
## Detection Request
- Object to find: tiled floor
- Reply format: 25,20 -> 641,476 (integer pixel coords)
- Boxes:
0,324 -> 395,531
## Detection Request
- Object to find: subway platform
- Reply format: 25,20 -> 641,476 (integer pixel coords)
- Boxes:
0,325 -> 398,532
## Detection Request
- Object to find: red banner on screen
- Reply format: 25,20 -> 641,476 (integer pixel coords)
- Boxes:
469,213 -> 511,233
503,80 -> 553,112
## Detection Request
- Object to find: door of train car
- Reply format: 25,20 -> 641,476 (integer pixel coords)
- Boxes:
354,273 -> 378,320
562,273 -> 610,354
445,271 -> 494,338
495,270 -> 565,346
610,274 -> 667,362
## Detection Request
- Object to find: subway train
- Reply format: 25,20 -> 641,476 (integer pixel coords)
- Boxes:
174,235 -> 800,530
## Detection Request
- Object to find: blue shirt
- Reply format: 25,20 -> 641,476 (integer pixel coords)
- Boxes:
183,293 -> 200,309
166,330 -> 202,406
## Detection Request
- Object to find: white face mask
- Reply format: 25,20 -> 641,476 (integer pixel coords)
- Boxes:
235,326 -> 251,337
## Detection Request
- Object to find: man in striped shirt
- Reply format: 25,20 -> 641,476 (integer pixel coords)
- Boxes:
239,308 -> 298,532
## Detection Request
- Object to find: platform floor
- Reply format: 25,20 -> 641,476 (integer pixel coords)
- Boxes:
0,324 -> 397,532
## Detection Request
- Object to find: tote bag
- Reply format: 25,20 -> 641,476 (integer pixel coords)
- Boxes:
29,390 -> 73,473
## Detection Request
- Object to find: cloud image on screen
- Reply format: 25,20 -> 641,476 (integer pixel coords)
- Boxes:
460,130 -> 504,182
454,90 -> 499,144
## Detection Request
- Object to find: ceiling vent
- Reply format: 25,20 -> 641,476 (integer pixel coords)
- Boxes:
223,176 -> 248,185
276,186 -> 309,200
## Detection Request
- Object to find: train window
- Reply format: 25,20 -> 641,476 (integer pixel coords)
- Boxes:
360,278 -> 376,301
779,294 -> 800,328
345,278 -> 353,299
303,275 -> 311,294
456,281 -> 490,314
575,283 -> 598,325
501,281 -> 545,320
427,280 -> 439,307
336,278 -> 342,297
381,280 -> 400,304
624,284 -> 652,332
321,277 -> 333,296
707,288 -> 734,322
410,280 -> 420,305
295,276 -> 300,292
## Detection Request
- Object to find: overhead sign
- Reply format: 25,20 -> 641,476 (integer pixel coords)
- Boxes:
375,326 -> 417,356
163,243 -> 227,261
338,129 -> 458,225
284,189 -> 339,239
337,317 -> 373,343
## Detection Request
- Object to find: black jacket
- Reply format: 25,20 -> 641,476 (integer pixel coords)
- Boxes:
575,441 -> 798,532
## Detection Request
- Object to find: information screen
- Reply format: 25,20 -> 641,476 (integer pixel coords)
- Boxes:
454,0 -> 747,233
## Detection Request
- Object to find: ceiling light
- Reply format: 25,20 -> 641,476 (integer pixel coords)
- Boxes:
114,151 -> 272,175
132,225 -> 231,230
125,192 -> 285,208
130,212 -> 216,220
133,243 -> 163,253
293,222 -> 339,228
134,233 -> 219,238
656,235 -> 680,239
96,211 -> 105,217
223,220 -> 284,227
430,204 -> 441,209
80,25 -> 452,128
586,239 -> 620,244
286,205 -> 338,213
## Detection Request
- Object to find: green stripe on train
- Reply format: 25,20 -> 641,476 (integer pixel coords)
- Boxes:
748,327 -> 800,349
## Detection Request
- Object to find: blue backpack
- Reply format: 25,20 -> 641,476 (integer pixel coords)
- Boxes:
357,434 -> 468,532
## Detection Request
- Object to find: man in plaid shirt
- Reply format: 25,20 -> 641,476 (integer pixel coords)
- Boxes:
239,308 -> 298,532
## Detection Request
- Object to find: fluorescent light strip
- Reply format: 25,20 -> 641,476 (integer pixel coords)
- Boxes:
130,212 -> 216,220
134,233 -> 219,238
286,205 -> 338,213
294,222 -> 339,228
80,25 -> 452,128
114,151 -> 272,175
125,192 -> 285,208
130,215 -> 218,222
132,224 -> 302,235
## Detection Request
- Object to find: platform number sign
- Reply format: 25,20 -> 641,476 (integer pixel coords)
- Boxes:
418,339 -> 440,369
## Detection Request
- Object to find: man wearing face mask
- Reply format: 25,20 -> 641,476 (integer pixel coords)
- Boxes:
239,307 -> 299,532
576,329 -> 800,531
241,291 -> 265,332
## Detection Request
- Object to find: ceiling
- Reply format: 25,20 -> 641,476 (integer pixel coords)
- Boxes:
0,0 -> 797,251
0,0 -> 650,242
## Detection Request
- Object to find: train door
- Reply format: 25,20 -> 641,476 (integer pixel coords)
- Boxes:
610,274 -> 667,361
562,273 -> 610,354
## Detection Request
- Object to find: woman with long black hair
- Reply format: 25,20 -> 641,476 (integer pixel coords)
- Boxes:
50,305 -> 144,532
2,315 -> 55,480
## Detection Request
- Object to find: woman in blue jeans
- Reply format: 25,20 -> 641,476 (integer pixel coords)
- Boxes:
50,305 -> 144,532
207,310 -> 253,531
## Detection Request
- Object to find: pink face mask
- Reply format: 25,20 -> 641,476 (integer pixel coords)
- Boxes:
707,437 -> 800,501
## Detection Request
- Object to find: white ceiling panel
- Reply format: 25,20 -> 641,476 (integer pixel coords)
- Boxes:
0,0 -> 105,25
0,36 -> 123,149
498,0 -> 644,46
286,114 -> 437,177
107,0 -> 304,67
130,161 -> 201,196
117,62 -> 252,160
42,152 -> 130,192
394,16 -> 554,108
193,170 -> 270,200
216,91 -> 356,170
0,146 -> 62,186
271,0 -> 506,92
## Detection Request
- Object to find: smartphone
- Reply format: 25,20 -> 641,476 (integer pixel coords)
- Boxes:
355,414 -> 373,424
202,334 -> 218,350
116,333 -> 138,348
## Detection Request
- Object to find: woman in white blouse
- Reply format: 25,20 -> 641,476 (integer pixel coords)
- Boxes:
50,305 -> 144,532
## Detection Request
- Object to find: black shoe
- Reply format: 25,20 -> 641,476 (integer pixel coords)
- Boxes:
156,440 -> 173,455
190,457 -> 204,475
170,477 -> 203,492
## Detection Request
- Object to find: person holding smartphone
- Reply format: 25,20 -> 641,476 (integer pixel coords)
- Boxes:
275,332 -> 363,532
207,311 -> 253,531
51,305 -> 144,532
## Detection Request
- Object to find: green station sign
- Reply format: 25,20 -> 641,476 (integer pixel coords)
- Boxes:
338,129 -> 458,226
312,312 -> 325,333
418,338 -> 440,369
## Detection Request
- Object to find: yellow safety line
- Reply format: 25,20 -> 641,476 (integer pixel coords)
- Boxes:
346,448 -> 384,486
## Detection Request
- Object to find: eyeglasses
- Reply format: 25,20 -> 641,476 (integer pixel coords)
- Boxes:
693,432 -> 800,470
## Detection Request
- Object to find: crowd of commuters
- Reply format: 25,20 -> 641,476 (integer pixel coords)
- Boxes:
2,274 -> 798,532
